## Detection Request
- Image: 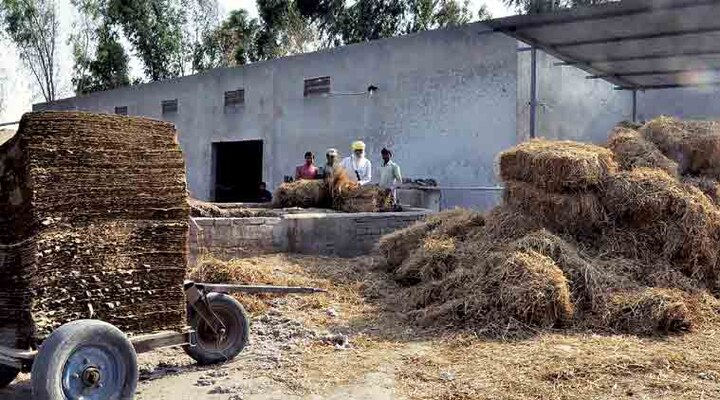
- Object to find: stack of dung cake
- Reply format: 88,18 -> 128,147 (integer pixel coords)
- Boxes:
0,111 -> 189,346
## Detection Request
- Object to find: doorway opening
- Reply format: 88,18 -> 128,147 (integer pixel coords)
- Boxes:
212,140 -> 263,202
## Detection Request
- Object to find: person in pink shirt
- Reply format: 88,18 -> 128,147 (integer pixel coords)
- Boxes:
295,151 -> 319,180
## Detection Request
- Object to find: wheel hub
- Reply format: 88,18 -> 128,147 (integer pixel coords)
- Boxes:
81,366 -> 101,387
62,346 -> 124,400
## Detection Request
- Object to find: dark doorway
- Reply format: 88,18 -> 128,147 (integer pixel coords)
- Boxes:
213,140 -> 263,202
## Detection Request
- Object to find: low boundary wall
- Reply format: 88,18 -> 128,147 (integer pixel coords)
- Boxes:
189,209 -> 431,263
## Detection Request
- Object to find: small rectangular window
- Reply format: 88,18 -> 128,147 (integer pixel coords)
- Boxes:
114,106 -> 127,115
304,76 -> 331,97
224,89 -> 245,107
162,99 -> 178,115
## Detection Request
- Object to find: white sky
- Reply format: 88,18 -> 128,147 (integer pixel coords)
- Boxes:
0,0 -> 514,123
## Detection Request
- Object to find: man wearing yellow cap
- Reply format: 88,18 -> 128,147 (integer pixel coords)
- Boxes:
340,141 -> 372,185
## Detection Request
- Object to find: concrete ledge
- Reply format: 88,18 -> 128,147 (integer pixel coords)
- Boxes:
189,209 -> 433,261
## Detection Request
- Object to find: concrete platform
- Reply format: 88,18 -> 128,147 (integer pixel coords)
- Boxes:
189,208 -> 432,263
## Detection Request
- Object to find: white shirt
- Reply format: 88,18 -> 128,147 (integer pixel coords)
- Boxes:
379,160 -> 402,189
340,155 -> 372,185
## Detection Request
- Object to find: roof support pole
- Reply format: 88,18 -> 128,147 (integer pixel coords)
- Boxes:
530,46 -> 538,139
632,89 -> 637,122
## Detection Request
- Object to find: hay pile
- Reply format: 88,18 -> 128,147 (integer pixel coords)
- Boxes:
0,112 -> 188,345
272,166 -> 390,212
378,116 -> 720,338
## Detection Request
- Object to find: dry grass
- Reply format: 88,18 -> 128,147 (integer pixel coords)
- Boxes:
503,180 -> 605,234
272,179 -> 330,209
641,116 -> 720,177
602,288 -> 695,336
180,253 -> 720,399
683,175 -> 720,205
394,235 -> 458,284
499,139 -> 618,192
607,126 -> 678,176
334,184 -> 392,213
395,332 -> 720,400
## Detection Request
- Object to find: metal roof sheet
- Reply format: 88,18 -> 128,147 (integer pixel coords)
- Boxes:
487,0 -> 720,89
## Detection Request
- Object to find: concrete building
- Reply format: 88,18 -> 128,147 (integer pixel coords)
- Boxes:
33,22 -> 719,209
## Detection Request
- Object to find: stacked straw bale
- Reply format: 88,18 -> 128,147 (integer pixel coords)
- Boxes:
272,165 -> 390,212
378,117 -> 720,338
0,112 -> 188,344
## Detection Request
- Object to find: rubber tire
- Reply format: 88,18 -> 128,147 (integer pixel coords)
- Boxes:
0,364 -> 19,388
31,319 -> 138,400
183,293 -> 250,365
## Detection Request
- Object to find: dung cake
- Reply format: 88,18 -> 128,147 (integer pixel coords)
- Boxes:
0,111 -> 189,343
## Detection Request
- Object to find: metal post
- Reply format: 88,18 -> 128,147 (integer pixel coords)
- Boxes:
529,47 -> 538,139
631,89 -> 638,122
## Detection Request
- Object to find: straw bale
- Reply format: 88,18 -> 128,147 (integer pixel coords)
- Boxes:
499,139 -> 618,192
682,176 -> 720,205
503,180 -> 605,234
426,208 -> 486,239
511,230 -> 616,313
495,250 -> 574,328
394,236 -> 458,284
607,127 -> 678,176
376,208 -> 485,273
273,179 -> 330,209
375,220 -> 432,271
481,206 -> 543,242
603,288 -> 694,335
333,184 -> 392,213
601,168 -> 717,225
407,250 -> 573,336
641,116 -> 720,177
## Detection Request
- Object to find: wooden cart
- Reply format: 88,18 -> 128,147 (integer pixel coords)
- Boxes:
0,281 -> 325,399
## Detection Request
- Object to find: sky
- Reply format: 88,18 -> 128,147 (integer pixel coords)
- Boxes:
0,0 -> 514,124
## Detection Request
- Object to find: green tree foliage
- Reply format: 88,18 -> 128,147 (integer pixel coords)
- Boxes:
193,9 -> 260,70
504,0 -> 610,14
407,0 -> 472,32
106,0 -> 185,81
0,0 -> 59,102
337,0 -> 405,44
477,3 -> 492,20
72,24 -> 130,94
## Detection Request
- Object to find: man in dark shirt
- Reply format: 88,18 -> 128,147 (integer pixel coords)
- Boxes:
258,182 -> 272,203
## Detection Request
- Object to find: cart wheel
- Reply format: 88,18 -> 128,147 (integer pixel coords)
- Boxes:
183,293 -> 249,365
31,319 -> 138,400
0,364 -> 19,388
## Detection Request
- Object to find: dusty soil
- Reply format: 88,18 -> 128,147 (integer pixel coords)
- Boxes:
2,254 -> 720,399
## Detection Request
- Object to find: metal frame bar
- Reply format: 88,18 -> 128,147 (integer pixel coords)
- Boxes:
551,26 -> 720,49
489,0 -> 719,32
487,0 -> 720,90
615,81 -> 720,90
131,331 -> 192,354
587,67 -> 720,79
555,51 -> 720,66
529,47 -> 538,139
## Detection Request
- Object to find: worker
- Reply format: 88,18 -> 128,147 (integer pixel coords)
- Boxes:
340,141 -> 371,185
257,182 -> 272,203
379,148 -> 402,207
379,148 -> 402,200
318,148 -> 339,179
295,151 -> 319,180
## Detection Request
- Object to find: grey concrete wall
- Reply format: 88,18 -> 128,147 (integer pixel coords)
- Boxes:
517,49 -> 633,144
188,210 -> 430,262
36,23 -> 518,210
638,87 -> 720,121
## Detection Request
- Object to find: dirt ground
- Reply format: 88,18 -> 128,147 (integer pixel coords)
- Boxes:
2,254 -> 720,399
